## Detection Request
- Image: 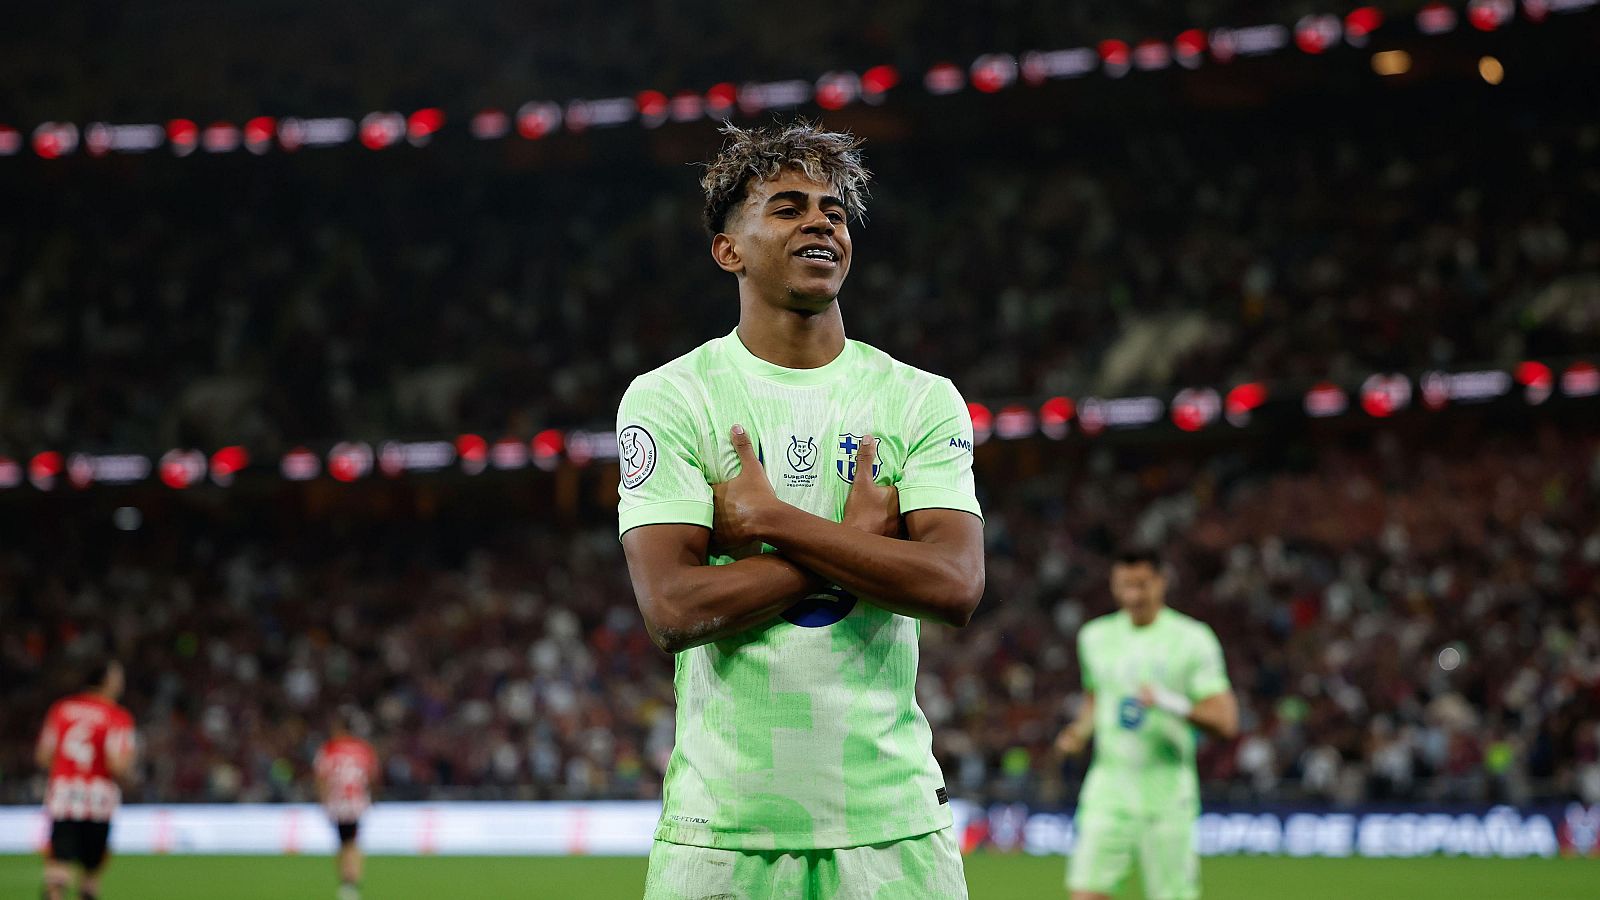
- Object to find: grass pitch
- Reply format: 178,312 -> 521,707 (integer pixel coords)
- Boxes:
1,852 -> 1595,898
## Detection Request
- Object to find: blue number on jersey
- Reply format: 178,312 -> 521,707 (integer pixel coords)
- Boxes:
1118,696 -> 1146,730
782,585 -> 858,627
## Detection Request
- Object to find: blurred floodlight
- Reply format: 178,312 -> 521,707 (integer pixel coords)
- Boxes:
1479,56 -> 1505,84
1371,50 -> 1412,76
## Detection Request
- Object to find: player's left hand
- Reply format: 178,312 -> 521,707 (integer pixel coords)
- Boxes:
841,434 -> 903,538
711,424 -> 779,552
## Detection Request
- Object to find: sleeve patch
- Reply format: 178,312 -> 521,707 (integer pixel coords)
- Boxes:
618,425 -> 658,489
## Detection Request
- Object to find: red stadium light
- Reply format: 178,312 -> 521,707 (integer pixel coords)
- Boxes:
1224,382 -> 1268,427
704,83 -> 738,116
167,118 -> 198,156
635,91 -> 670,126
1523,0 -> 1551,23
815,72 -> 860,110
243,116 -> 275,154
456,433 -> 488,475
1174,29 -> 1207,69
66,454 -> 95,489
1360,374 -> 1412,418
280,447 -> 321,481
1304,381 -> 1348,418
1516,361 -> 1554,405
1417,2 -> 1459,34
1344,7 -> 1384,45
32,122 -> 79,159
967,402 -> 993,445
516,102 -> 562,140
327,442 -> 373,482
159,450 -> 207,489
1172,388 -> 1221,432
29,451 -> 63,491
359,112 -> 405,150
531,429 -> 565,472
210,446 -> 249,486
0,456 -> 19,489
407,108 -> 445,145
970,54 -> 1018,93
1098,40 -> 1131,77
202,122 -> 240,153
1468,0 -> 1516,30
924,62 -> 965,95
470,109 -> 509,140
1563,362 -> 1600,397
0,125 -> 20,156
1295,15 -> 1342,54
861,65 -> 899,102
1039,396 -> 1075,439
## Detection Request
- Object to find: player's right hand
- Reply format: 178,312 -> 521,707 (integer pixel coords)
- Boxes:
711,424 -> 781,552
841,434 -> 902,538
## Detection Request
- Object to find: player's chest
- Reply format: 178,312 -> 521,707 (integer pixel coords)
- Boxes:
1096,638 -> 1182,688
701,386 -> 905,498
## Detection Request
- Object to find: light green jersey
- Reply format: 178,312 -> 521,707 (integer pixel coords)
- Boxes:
616,328 -> 982,851
1077,608 -> 1230,817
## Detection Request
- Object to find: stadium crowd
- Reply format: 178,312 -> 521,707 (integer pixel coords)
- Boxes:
3,93 -> 1595,455
4,425 -> 1597,809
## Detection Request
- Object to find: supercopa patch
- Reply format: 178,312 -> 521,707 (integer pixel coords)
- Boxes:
618,425 -> 657,489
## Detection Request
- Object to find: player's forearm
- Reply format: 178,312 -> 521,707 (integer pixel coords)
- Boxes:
35,746 -> 52,771
1188,693 -> 1240,739
758,505 -> 983,626
634,552 -> 820,652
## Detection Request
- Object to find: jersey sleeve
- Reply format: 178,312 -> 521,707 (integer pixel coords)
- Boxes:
1077,627 -> 1096,693
896,378 -> 982,518
36,703 -> 61,756
1185,625 -> 1231,701
106,709 -> 135,762
616,373 -> 714,536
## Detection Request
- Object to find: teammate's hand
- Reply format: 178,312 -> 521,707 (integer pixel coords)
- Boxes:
841,434 -> 902,538
711,424 -> 780,552
1055,724 -> 1089,757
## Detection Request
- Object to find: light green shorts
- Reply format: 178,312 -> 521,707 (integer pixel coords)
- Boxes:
643,827 -> 967,900
1067,807 -> 1199,900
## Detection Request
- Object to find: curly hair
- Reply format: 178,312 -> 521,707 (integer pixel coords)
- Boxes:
700,121 -> 872,235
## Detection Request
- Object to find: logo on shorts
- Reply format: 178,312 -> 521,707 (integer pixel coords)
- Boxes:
618,426 -> 657,490
782,584 -> 858,627
835,433 -> 881,484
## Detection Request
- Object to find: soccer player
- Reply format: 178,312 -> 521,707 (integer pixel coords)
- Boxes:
1054,548 -> 1239,900
617,122 -> 985,900
35,659 -> 136,900
314,714 -> 379,900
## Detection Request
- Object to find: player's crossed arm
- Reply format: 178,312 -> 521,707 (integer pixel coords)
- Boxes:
716,424 -> 985,627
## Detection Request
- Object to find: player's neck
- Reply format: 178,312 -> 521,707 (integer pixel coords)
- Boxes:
735,297 -> 846,370
1128,605 -> 1163,628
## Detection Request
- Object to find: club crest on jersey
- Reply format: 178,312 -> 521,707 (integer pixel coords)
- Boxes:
835,433 -> 881,484
781,435 -> 820,489
618,425 -> 657,490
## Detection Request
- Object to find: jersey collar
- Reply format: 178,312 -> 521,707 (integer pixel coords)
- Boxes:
721,328 -> 858,386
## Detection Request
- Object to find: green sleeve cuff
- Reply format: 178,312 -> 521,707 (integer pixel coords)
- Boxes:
618,500 -> 714,537
1189,678 -> 1231,702
898,485 -> 983,519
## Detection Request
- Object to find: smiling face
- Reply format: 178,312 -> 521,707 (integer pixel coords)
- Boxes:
711,168 -> 853,314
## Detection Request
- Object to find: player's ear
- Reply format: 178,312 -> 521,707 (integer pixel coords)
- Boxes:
711,232 -> 743,275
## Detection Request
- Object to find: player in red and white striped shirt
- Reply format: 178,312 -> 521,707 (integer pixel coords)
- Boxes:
314,714 -> 379,900
35,660 -> 136,900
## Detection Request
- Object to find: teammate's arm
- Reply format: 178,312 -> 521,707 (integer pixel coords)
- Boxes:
622,523 -> 823,652
1189,691 -> 1239,739
1055,692 -> 1095,756
34,721 -> 56,771
1140,624 -> 1239,738
105,719 -> 136,782
717,427 -> 983,626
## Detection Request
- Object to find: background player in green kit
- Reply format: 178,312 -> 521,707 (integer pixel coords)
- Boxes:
616,122 -> 986,899
1055,548 -> 1239,900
